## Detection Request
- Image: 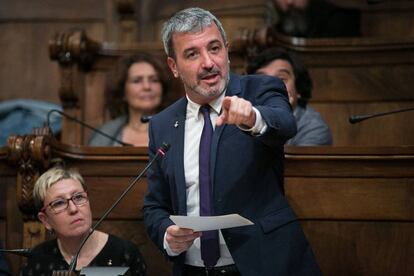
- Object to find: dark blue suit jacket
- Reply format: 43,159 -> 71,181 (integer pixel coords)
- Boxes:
143,73 -> 321,275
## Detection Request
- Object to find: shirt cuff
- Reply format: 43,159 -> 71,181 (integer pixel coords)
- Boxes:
238,107 -> 268,135
163,230 -> 180,256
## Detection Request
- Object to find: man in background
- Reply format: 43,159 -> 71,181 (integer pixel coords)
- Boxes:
273,0 -> 360,37
247,47 -> 332,146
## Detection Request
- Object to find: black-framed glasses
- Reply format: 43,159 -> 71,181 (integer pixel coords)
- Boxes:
41,191 -> 89,214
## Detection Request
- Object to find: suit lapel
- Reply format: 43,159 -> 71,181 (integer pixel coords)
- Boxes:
172,98 -> 188,215
211,74 -> 242,191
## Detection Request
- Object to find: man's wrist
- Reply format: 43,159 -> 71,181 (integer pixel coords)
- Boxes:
238,107 -> 267,135
163,230 -> 180,256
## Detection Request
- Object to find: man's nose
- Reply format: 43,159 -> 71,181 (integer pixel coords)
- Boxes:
201,52 -> 214,69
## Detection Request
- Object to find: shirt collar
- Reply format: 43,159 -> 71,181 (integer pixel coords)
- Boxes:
186,91 -> 226,120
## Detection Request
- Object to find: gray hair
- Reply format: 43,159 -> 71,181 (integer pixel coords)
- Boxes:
33,167 -> 86,212
162,7 -> 228,58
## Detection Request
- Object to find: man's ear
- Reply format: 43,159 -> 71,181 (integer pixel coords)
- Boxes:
167,57 -> 179,78
38,212 -> 52,231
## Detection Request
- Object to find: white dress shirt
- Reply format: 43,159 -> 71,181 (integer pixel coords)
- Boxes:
164,92 -> 267,267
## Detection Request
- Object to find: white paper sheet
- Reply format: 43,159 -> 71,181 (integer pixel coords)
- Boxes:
170,214 -> 254,231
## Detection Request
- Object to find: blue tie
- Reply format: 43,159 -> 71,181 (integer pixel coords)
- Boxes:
199,105 -> 220,268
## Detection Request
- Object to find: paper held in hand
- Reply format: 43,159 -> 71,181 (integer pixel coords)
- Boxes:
169,214 -> 254,231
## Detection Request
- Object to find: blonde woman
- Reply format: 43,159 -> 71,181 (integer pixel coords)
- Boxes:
20,167 -> 146,275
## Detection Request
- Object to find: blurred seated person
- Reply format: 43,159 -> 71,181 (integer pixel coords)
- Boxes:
20,167 -> 146,275
247,47 -> 332,145
89,53 -> 169,146
273,0 -> 360,37
0,99 -> 61,146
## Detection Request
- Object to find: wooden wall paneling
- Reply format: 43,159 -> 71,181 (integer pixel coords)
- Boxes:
286,177 -> 414,220
85,176 -> 148,219
311,102 -> 414,146
0,0 -> 107,103
0,147 -> 23,275
301,221 -> 414,276
0,22 -> 105,103
284,146 -> 414,276
152,0 -> 272,43
0,0 -> 106,20
329,0 -> 414,37
360,3 -> 414,37
309,65 -> 414,102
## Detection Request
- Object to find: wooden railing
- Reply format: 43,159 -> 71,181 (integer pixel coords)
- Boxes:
1,132 -> 413,275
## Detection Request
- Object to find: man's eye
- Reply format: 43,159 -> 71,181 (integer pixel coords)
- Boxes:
210,46 -> 220,53
186,52 -> 197,59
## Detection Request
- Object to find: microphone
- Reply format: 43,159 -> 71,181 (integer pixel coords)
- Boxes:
67,142 -> 171,273
47,109 -> 132,146
349,107 -> 414,124
140,115 -> 153,123
0,248 -> 32,258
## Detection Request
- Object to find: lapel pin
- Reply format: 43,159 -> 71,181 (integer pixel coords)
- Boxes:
174,121 -> 179,128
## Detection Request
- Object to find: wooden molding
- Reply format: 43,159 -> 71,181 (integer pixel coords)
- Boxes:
49,29 -> 100,108
7,130 -> 52,219
49,29 -> 100,69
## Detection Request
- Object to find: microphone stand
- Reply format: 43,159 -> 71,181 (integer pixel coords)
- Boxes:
349,107 -> 414,124
59,142 -> 170,275
0,248 -> 32,258
47,109 -> 132,146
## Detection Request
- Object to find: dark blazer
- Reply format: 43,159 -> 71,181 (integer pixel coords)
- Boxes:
143,73 -> 321,276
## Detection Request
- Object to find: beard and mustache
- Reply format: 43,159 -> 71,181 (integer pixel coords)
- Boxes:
181,64 -> 230,100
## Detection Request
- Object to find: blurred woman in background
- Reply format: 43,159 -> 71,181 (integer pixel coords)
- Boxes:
89,53 -> 170,146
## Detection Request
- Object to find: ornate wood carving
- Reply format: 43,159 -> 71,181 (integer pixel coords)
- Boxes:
23,221 -> 46,249
7,130 -> 52,219
116,0 -> 137,44
49,29 -> 99,108
49,29 -> 100,69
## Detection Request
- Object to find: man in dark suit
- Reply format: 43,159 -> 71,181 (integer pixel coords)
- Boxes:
143,7 -> 321,276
